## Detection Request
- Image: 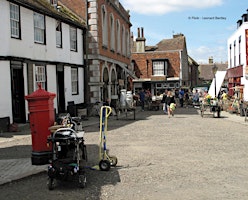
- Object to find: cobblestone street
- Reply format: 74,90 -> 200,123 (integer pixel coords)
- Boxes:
1,107 -> 248,199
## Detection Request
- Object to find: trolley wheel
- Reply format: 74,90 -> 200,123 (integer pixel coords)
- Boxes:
99,159 -> 111,171
47,177 -> 55,190
109,156 -> 118,167
78,174 -> 86,188
200,108 -> 204,118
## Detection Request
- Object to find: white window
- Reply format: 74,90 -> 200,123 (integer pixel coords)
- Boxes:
110,14 -> 115,51
35,65 -> 46,90
101,5 -> 108,47
10,3 -> 20,38
34,12 -> 45,44
71,68 -> 78,94
70,26 -> 77,51
126,30 -> 130,57
116,20 -> 121,53
122,25 -> 126,55
56,21 -> 62,48
153,61 -> 168,76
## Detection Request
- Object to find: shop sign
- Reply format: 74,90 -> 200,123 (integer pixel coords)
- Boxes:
151,76 -> 166,81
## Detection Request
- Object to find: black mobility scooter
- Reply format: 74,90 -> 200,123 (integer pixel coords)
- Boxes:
47,126 -> 87,190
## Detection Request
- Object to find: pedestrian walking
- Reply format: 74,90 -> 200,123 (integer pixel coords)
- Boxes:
179,88 -> 184,107
184,91 -> 189,108
161,89 -> 168,114
164,90 -> 176,118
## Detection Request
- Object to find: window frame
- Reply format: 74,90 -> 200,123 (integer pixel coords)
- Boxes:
122,25 -> 126,56
152,60 -> 168,76
34,65 -> 46,90
56,20 -> 62,48
101,5 -> 108,48
116,20 -> 121,53
71,67 -> 78,95
33,12 -> 45,44
110,14 -> 115,51
70,26 -> 77,51
10,3 -> 21,39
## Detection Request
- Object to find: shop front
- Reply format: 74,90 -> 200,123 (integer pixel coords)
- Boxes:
227,65 -> 243,97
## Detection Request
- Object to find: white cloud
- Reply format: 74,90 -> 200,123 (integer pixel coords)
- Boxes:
189,45 -> 227,64
122,0 -> 223,15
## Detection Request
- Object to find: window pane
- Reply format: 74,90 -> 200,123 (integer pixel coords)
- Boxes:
56,21 -> 62,47
153,61 -> 164,76
70,27 -> 77,51
35,65 -> 46,89
34,12 -> 45,43
71,68 -> 78,94
10,3 -> 20,38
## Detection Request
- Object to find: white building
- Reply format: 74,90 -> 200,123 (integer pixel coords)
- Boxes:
0,0 -> 87,126
227,9 -> 248,100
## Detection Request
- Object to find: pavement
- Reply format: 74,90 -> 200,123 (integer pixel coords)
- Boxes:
0,108 -> 248,186
0,109 -> 137,185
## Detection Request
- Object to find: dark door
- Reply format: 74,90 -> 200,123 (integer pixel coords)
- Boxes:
11,64 -> 26,123
57,66 -> 65,113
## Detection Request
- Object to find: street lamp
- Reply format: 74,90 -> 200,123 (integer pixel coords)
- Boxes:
212,64 -> 218,98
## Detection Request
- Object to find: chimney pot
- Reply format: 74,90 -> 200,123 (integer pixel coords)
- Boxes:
137,28 -> 140,38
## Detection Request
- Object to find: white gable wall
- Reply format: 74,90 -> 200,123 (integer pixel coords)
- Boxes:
0,0 -> 85,123
228,22 -> 248,101
0,61 -> 12,120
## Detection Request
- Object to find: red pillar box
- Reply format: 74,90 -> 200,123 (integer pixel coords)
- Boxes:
25,84 -> 56,165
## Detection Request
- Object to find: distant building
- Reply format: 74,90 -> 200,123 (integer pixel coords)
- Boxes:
227,9 -> 248,99
198,57 -> 228,88
131,28 -> 197,95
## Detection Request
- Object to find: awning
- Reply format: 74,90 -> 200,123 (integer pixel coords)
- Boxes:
208,71 -> 227,97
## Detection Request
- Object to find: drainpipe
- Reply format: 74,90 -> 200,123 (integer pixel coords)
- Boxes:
84,1 -> 90,105
146,60 -> 149,77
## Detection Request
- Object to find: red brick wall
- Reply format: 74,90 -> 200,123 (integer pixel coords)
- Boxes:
132,51 -> 181,79
97,0 -> 131,66
59,0 -> 87,20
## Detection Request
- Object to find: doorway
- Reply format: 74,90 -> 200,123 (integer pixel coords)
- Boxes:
57,65 -> 65,113
11,62 -> 26,123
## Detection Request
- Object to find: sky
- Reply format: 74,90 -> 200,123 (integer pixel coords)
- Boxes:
121,0 -> 248,64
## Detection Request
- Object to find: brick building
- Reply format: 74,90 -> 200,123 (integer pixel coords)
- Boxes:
59,0 -> 135,108
132,28 -> 195,95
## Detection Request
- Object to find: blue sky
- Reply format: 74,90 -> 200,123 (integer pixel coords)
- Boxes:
121,0 -> 247,64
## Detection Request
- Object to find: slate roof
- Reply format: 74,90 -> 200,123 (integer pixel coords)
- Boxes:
155,35 -> 186,51
199,63 -> 228,80
8,0 -> 86,28
144,34 -> 186,52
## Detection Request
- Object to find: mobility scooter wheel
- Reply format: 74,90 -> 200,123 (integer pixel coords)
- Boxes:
99,159 -> 111,171
47,177 -> 55,190
78,174 -> 87,188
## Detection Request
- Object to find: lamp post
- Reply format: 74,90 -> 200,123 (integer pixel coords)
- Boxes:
212,64 -> 218,98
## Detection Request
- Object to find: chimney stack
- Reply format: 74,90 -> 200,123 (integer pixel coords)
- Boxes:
209,57 -> 213,64
135,27 -> 146,53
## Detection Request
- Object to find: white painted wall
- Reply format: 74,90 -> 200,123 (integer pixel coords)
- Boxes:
0,61 -> 13,121
64,66 -> 84,107
0,0 -> 85,122
227,22 -> 248,101
46,65 -> 58,111
1,1 -> 84,66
